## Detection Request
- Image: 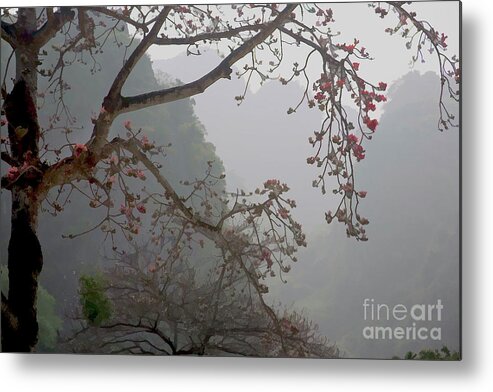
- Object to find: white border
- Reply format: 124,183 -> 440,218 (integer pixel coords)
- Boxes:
1,0 -> 492,390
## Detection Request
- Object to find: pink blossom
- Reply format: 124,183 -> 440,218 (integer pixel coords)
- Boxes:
260,248 -> 273,268
123,120 -> 132,131
440,33 -> 448,48
141,134 -> 153,150
7,166 -> 19,181
279,208 -> 290,219
341,182 -> 353,193
378,82 -> 387,91
352,62 -> 360,71
352,144 -> 366,161
136,170 -> 146,180
120,204 -> 132,216
264,179 -> 280,188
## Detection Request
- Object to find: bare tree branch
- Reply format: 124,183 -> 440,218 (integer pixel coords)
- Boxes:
31,8 -> 76,48
154,24 -> 264,46
103,7 -> 172,108
86,7 -> 171,156
1,152 -> 17,167
84,7 -> 150,33
118,3 -> 297,114
1,20 -> 16,48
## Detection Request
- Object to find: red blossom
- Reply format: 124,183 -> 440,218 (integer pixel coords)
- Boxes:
378,82 -> 387,91
73,143 -> 88,157
352,62 -> 360,71
365,102 -> 376,112
341,44 -> 355,53
7,166 -> 20,181
347,133 -> 359,144
314,92 -> 326,101
136,204 -> 146,214
320,81 -> 332,91
367,119 -> 378,131
352,144 -> 365,161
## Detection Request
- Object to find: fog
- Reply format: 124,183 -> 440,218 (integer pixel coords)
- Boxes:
153,55 -> 459,358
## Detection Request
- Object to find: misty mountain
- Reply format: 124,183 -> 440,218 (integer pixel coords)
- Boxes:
154,52 -> 459,358
274,72 -> 459,359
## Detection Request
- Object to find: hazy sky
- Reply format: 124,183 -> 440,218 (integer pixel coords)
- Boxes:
149,1 -> 460,234
147,1 -> 460,93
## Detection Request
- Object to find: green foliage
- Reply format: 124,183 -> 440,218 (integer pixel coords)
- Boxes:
399,346 -> 460,360
0,266 -> 62,351
36,285 -> 63,351
79,273 -> 112,326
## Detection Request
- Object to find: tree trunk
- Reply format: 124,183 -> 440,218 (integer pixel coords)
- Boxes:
1,82 -> 43,352
1,8 -> 43,352
2,191 -> 42,352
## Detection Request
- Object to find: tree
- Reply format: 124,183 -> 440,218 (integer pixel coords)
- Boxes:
0,3 -> 459,353
68,242 -> 338,357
